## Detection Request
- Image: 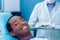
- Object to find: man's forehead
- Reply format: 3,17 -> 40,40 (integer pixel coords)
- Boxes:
9,16 -> 21,23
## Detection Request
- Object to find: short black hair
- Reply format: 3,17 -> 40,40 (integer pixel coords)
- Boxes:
11,12 -> 21,16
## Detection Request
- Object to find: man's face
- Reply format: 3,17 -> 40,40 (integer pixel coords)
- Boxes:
9,16 -> 30,36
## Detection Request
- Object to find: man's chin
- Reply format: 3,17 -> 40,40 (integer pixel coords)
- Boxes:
19,32 -> 30,36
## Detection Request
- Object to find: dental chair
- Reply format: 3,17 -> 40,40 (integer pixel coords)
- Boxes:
0,13 -> 17,40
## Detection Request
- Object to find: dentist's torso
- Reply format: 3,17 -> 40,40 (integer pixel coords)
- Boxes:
35,1 -> 60,28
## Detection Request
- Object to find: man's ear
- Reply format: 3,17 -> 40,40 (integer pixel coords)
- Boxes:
10,31 -> 16,36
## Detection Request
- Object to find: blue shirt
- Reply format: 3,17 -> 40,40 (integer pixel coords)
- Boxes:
26,36 -> 34,40
47,3 -> 55,14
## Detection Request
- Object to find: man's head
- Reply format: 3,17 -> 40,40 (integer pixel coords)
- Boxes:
7,16 -> 30,37
45,0 -> 57,4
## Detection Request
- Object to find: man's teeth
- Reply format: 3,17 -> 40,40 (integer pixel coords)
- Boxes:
23,26 -> 27,29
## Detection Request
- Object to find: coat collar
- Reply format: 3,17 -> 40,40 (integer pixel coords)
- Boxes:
43,1 -> 58,17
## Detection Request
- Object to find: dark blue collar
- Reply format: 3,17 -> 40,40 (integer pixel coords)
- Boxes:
47,2 -> 56,7
26,36 -> 34,40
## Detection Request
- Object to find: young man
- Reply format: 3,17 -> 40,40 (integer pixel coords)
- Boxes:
6,16 -> 32,40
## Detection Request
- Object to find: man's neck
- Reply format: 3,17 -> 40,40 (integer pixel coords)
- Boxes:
19,33 -> 32,40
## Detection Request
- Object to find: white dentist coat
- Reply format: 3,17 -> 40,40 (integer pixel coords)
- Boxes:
28,1 -> 60,28
28,1 -> 60,40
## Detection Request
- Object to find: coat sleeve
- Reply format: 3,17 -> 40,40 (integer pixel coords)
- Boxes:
28,4 -> 39,28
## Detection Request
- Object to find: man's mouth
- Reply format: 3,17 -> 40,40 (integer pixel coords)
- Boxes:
23,26 -> 27,29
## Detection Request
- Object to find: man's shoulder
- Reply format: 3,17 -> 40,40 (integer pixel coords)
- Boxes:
34,1 -> 44,8
36,2 -> 44,6
57,2 -> 60,5
56,2 -> 60,8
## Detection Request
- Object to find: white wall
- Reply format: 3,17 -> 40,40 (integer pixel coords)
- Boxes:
4,0 -> 20,12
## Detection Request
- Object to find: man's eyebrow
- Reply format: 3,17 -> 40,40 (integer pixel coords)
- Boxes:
12,20 -> 17,24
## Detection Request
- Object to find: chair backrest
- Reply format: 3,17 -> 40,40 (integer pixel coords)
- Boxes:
0,12 -> 17,40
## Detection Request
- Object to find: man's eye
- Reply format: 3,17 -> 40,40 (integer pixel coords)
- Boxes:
15,23 -> 18,26
21,19 -> 24,21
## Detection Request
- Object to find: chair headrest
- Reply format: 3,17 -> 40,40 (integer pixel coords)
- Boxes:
0,12 -> 12,35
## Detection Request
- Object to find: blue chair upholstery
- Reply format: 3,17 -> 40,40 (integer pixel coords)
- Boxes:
0,12 -> 17,40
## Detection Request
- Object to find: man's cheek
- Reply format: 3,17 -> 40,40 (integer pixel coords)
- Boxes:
13,29 -> 19,33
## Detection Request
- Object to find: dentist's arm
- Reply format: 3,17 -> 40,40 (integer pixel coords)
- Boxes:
28,4 -> 38,28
